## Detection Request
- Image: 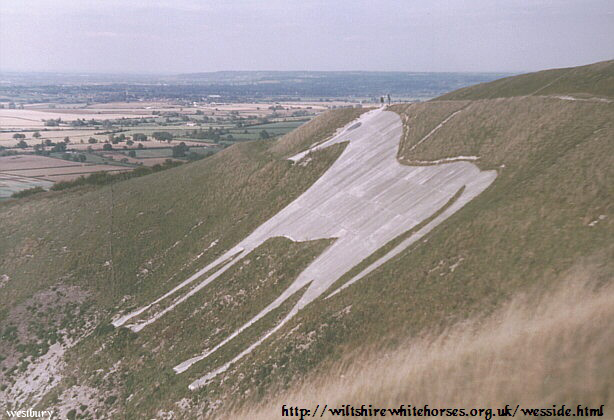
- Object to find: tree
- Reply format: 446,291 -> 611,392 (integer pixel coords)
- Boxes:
33,131 -> 41,139
128,150 -> 136,158
172,142 -> 189,157
44,118 -> 61,127
259,130 -> 270,139
103,143 -> 113,151
88,137 -> 98,144
64,136 -> 70,144
52,142 -> 67,152
126,139 -> 134,146
133,133 -> 147,142
16,140 -> 28,148
152,131 -> 173,142
78,154 -> 87,162
137,143 -> 144,149
13,133 -> 26,139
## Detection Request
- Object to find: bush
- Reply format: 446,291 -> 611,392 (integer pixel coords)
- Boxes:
152,131 -> 173,141
50,160 -> 184,191
94,323 -> 115,336
12,186 -> 45,199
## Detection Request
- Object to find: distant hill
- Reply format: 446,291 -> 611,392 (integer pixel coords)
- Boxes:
438,59 -> 614,100
173,70 -> 508,99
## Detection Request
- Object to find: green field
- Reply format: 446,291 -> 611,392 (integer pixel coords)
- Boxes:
0,174 -> 52,200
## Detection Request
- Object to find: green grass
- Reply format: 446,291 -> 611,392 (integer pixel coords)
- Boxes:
0,107 -> 366,416
203,94 -> 612,415
0,109 -> 363,308
438,59 -> 614,100
131,148 -> 174,158
11,186 -> 45,198
43,238 -> 330,418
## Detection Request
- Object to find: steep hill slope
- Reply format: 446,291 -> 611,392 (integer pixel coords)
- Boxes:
438,59 -> 614,100
0,108 -> 366,416
1,62 -> 612,419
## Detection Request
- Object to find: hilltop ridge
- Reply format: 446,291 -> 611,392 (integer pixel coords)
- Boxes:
438,59 -> 614,100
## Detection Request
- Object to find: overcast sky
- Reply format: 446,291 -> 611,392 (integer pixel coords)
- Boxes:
1,0 -> 613,74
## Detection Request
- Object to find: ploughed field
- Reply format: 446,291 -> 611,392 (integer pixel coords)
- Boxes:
0,155 -> 129,198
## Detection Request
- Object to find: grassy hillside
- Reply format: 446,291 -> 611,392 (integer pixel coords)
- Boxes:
438,59 -> 614,100
210,95 -> 611,417
0,107 -> 366,306
1,62 -> 612,419
234,272 -> 614,419
206,68 -> 612,416
0,108 -> 367,417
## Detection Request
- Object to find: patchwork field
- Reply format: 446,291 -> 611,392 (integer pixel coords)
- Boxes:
0,154 -> 83,171
1,100 -> 338,194
0,109 -> 152,129
3,164 -> 130,180
0,154 -> 131,195
0,173 -> 52,199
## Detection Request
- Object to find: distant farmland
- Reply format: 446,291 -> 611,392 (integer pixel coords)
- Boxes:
0,173 -> 52,199
0,99 -> 329,198
0,155 -> 130,198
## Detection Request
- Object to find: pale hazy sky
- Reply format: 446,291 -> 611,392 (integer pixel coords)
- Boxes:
1,0 -> 613,74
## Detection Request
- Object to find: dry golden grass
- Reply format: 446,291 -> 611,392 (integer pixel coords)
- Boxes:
229,270 -> 613,419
